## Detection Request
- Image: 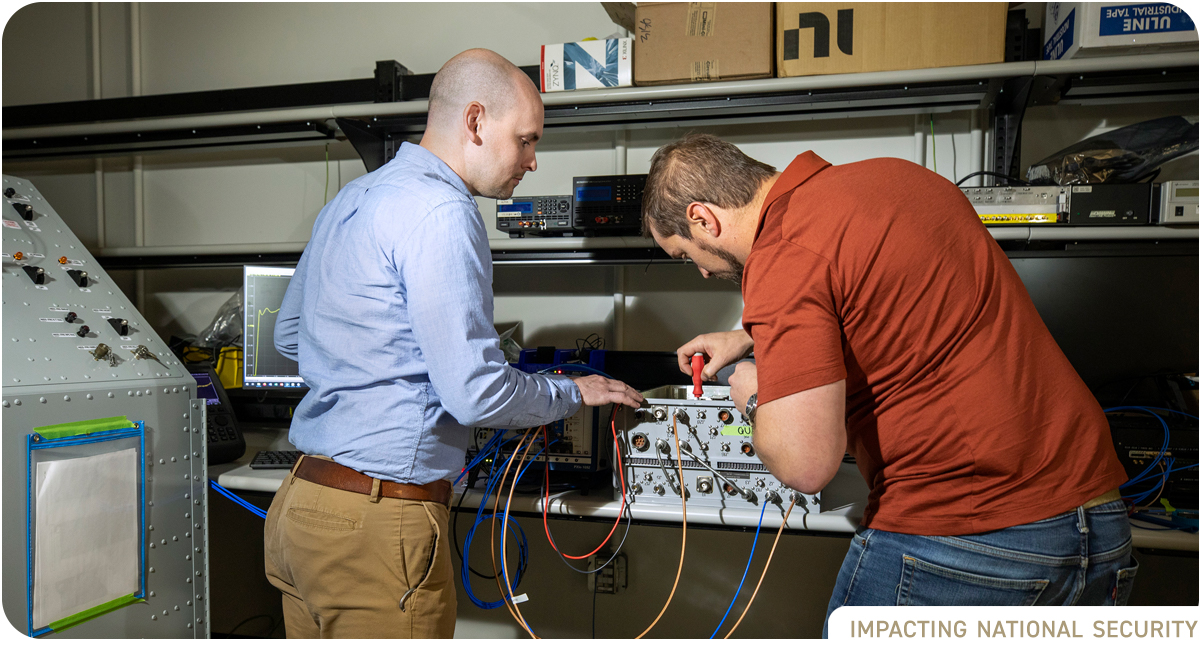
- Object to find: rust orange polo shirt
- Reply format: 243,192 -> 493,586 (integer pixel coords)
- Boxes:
741,152 -> 1127,536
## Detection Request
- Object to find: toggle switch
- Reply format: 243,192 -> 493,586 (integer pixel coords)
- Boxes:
22,265 -> 44,284
13,202 -> 33,220
108,318 -> 129,336
67,269 -> 90,287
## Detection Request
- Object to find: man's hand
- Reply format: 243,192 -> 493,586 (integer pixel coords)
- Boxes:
728,361 -> 758,414
572,375 -> 645,409
676,330 -> 754,382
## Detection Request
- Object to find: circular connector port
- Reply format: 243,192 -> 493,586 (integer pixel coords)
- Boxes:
740,442 -> 755,458
631,434 -> 649,452
723,483 -> 738,496
696,478 -> 713,494
653,484 -> 665,496
652,407 -> 668,421
717,409 -> 733,424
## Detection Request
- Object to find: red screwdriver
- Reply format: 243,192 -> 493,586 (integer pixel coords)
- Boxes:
691,352 -> 705,398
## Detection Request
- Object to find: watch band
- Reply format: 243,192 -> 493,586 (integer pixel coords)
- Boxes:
744,393 -> 758,426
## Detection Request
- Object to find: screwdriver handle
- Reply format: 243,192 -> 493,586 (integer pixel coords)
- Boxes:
691,353 -> 705,397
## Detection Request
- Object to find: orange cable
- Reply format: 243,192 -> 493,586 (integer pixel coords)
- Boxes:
500,428 -> 542,638
489,427 -> 533,631
634,414 -> 688,639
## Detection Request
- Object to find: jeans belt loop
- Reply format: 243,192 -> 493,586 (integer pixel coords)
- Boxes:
369,477 -> 382,503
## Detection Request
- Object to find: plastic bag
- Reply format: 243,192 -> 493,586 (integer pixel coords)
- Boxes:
498,322 -> 522,364
1026,116 -> 1198,186
198,289 -> 243,348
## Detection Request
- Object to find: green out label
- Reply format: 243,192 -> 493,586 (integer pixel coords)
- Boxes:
720,425 -> 753,437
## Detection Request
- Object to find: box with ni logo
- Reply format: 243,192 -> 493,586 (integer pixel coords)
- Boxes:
540,38 -> 633,92
1043,2 -> 1197,61
633,2 -> 774,86
775,3 -> 1008,78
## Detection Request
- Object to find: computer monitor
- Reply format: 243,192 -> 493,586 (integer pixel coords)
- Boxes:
243,265 -> 306,391
1010,245 -> 1198,397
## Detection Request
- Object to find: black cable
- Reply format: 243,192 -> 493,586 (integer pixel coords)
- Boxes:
1139,168 -> 1162,183
955,170 -> 1030,187
229,613 -> 275,635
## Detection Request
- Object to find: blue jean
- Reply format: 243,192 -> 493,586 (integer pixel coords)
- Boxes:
823,501 -> 1138,637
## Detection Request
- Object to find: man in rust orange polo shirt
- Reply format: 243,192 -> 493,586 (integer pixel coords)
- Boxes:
642,134 -> 1135,633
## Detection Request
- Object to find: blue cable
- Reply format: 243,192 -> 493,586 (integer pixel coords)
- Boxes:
1104,407 -> 1171,487
461,434 -> 553,609
209,480 -> 267,519
455,429 -> 507,486
710,499 -> 768,639
1124,459 -> 1175,505
537,364 -> 615,379
1136,407 -> 1199,421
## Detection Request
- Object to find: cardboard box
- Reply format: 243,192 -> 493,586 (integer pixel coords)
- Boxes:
634,2 -> 774,86
540,38 -> 633,92
1043,2 -> 1197,60
776,3 -> 1008,78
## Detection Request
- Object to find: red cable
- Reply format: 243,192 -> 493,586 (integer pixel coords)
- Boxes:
543,404 -> 629,560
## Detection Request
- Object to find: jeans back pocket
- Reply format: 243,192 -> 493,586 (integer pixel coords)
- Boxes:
898,555 -> 1049,606
1110,556 -> 1139,606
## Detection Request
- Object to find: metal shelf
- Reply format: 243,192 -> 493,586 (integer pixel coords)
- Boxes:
91,227 -> 1198,270
3,52 -> 1195,165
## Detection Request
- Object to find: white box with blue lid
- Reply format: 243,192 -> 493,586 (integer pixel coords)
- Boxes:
1043,2 -> 1197,60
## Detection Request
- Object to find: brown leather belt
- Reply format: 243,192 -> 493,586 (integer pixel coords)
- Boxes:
1082,488 -> 1123,509
293,457 -> 451,507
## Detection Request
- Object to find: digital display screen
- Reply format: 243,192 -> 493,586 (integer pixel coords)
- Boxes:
191,372 -> 221,406
500,201 -> 534,214
1176,187 -> 1198,198
576,186 -> 612,202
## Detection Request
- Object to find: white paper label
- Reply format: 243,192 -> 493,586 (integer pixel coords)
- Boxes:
35,285 -> 48,290
67,259 -> 84,266
49,307 -> 70,312
80,288 -> 91,293
33,449 -> 140,629
120,345 -> 140,350
1073,185 -> 1093,193
38,318 -> 64,323
92,308 -> 111,313
28,252 -> 44,258
25,222 -> 40,232
52,333 -> 77,338
2,220 -> 19,229
78,345 -> 99,350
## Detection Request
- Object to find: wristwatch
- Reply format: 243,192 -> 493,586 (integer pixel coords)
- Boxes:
743,393 -> 758,427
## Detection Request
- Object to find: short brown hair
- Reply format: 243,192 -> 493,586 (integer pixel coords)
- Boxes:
642,134 -> 777,240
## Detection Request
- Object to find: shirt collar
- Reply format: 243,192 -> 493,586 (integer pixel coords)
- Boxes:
399,142 -> 473,199
755,151 -> 831,238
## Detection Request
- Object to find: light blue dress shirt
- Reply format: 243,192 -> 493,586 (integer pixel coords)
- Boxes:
275,142 -> 582,484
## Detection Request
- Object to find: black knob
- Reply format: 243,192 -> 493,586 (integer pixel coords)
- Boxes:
64,312 -> 78,323
76,325 -> 90,338
13,202 -> 33,221
4,188 -> 14,198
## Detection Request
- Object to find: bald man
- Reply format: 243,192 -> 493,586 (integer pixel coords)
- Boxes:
265,49 -> 643,639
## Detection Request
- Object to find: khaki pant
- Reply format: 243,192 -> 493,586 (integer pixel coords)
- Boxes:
263,465 -> 457,638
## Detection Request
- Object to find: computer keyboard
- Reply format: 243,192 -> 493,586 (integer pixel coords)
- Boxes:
249,450 -> 304,470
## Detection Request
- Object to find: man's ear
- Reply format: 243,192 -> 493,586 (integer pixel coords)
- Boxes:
686,201 -> 722,239
464,102 -> 485,146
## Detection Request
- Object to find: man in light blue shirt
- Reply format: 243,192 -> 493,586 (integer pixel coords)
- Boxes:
264,49 -> 643,639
